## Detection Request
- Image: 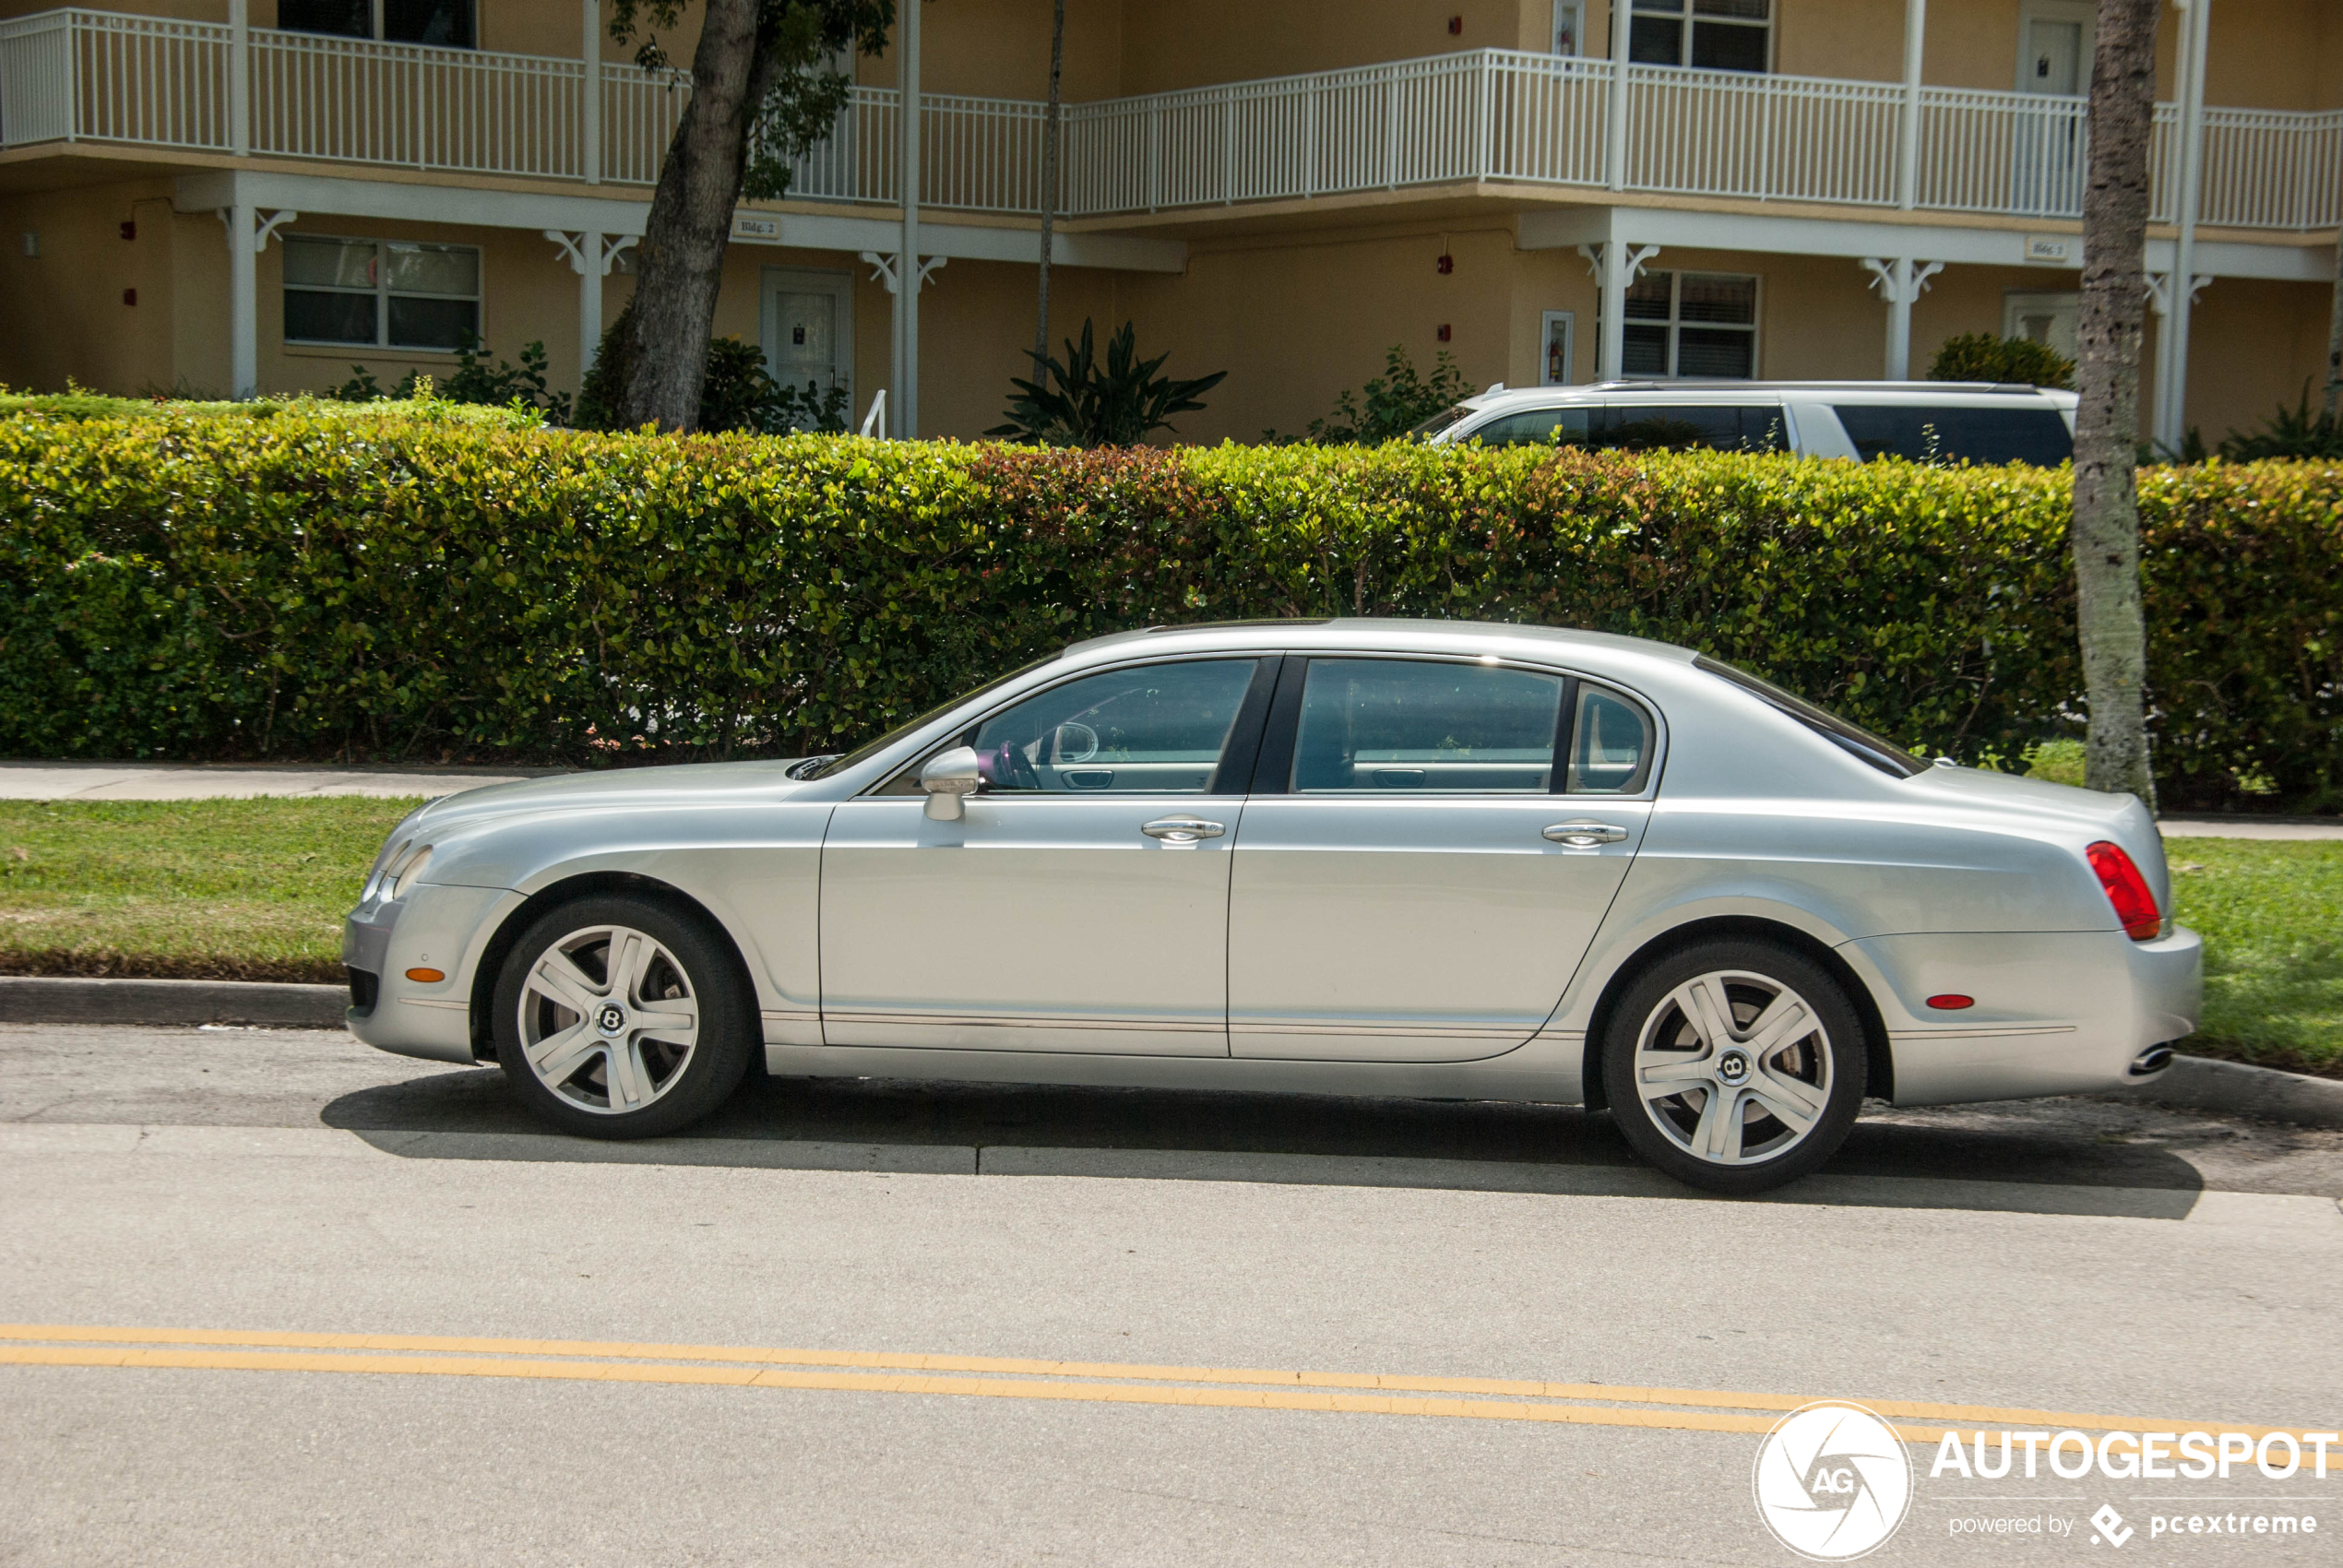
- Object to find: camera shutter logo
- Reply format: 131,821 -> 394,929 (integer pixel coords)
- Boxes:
1752,1401 -> 1914,1560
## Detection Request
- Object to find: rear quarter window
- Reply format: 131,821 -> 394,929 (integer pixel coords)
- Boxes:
1831,403 -> 2073,467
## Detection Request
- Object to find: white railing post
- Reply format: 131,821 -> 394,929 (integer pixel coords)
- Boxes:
1896,0 -> 1924,209
1606,0 -> 1630,191
580,0 -> 599,183
228,0 -> 250,155
228,200 -> 256,398
898,0 -> 920,437
1474,51 -> 1493,181
2158,0 -> 2213,451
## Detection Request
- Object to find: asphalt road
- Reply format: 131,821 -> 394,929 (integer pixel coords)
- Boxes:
2,1024 -> 2338,1566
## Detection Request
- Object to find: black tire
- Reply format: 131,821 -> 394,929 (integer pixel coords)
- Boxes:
1600,939 -> 1867,1195
492,894 -> 755,1140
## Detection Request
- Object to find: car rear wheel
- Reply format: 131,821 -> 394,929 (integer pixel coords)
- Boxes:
492,895 -> 754,1140
1600,941 -> 1866,1194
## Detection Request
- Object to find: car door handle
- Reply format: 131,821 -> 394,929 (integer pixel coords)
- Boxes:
1142,817 -> 1226,843
1543,820 -> 1630,846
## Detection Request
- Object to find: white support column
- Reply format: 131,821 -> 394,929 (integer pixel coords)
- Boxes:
1861,257 -> 1944,380
1895,0 -> 1926,210
1581,240 -> 1659,382
580,0 -> 601,185
220,204 -> 296,400
1605,0 -> 1631,193
898,0 -> 922,437
2158,0 -> 2214,451
228,0 -> 250,157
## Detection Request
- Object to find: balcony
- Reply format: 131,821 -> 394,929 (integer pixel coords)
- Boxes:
2,7 -> 2337,232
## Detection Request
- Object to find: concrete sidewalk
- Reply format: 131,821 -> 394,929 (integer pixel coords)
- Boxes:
0,761 -> 551,801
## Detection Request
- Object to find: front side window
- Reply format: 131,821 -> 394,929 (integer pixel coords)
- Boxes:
278,0 -> 476,47
1631,0 -> 1771,72
1466,403 -> 1783,454
968,659 -> 1261,794
1831,404 -> 2074,467
1292,659 -> 1565,794
1617,271 -> 1760,379
284,236 -> 481,350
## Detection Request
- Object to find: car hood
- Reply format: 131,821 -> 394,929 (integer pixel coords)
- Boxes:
410,760 -> 815,834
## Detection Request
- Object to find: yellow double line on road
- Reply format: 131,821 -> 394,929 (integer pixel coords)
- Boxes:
0,1324 -> 2316,1445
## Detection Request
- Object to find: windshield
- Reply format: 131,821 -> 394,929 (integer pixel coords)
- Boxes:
1694,656 -> 1928,779
1409,402 -> 1475,440
803,654 -> 1061,780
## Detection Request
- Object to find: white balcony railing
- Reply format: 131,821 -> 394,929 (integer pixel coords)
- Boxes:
3,10 -> 2337,232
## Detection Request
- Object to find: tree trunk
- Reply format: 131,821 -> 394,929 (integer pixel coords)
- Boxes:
1034,0 -> 1065,366
2072,0 -> 2159,807
622,0 -> 778,431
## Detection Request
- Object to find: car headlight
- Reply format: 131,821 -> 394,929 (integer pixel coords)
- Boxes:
361,838 -> 410,903
373,843 -> 433,903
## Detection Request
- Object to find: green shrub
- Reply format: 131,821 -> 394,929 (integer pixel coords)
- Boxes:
2025,739 -> 2087,786
1294,345 -> 1474,445
988,319 -> 1226,446
572,305 -> 843,434
1927,332 -> 2076,390
2219,389 -> 2343,462
0,409 -> 2335,812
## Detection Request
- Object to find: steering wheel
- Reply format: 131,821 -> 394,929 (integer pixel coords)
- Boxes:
987,738 -> 1041,791
1050,721 -> 1100,764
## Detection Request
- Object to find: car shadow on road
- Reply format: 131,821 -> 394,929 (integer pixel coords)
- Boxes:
317,1063 -> 2212,1218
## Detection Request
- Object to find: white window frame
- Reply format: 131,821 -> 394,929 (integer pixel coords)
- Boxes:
1540,309 -> 1576,385
281,233 -> 483,354
1552,1 -> 1587,56
1628,0 -> 1775,74
1618,270 -> 1763,380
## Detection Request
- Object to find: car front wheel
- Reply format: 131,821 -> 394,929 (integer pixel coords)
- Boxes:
492,895 -> 754,1139
1600,941 -> 1867,1194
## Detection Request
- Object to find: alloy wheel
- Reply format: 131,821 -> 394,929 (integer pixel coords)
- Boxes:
515,923 -> 700,1114
1630,969 -> 1834,1166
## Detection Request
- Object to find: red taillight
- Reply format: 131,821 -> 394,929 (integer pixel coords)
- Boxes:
2087,841 -> 2162,942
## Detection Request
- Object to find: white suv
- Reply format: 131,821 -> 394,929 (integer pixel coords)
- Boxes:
1417,380 -> 2078,466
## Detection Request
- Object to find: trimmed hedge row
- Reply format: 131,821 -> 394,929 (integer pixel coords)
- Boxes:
2,408 -> 2337,811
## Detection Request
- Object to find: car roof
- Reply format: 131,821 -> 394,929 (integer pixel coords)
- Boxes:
1061,617 -> 1697,671
1453,380 -> 2075,417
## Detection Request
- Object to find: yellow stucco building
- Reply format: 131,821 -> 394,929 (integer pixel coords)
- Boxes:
0,0 -> 2335,445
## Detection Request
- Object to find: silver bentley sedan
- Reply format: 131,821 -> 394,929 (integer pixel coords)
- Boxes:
344,620 -> 2201,1194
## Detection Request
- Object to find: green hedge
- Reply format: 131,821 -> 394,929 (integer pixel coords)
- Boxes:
2,408 -> 2337,811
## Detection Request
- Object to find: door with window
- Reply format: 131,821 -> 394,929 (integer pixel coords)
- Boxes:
2015,2 -> 2092,213
1226,659 -> 1657,1063
819,658 -> 1277,1056
761,267 -> 853,429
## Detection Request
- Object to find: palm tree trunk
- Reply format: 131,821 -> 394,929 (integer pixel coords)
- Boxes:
2073,0 -> 2159,806
1035,0 -> 1064,366
622,0 -> 779,431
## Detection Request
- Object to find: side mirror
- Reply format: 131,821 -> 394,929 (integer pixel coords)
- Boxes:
920,745 -> 983,821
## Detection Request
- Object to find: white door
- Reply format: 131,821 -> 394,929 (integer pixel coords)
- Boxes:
1226,659 -> 1655,1063
2014,5 -> 2091,214
760,267 -> 853,414
819,658 -> 1276,1057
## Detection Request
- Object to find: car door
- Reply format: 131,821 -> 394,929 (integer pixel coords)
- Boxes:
1226,656 -> 1656,1063
819,656 -> 1277,1056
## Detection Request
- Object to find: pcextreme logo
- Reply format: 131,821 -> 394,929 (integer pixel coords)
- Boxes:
1753,1402 -> 1916,1561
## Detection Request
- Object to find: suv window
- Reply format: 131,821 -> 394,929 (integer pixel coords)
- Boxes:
1291,659 -> 1564,793
1466,404 -> 1786,453
1831,403 -> 2072,466
964,659 -> 1262,794
1467,407 -> 1600,447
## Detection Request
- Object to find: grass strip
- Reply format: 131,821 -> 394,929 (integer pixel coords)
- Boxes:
0,800 -> 2332,1078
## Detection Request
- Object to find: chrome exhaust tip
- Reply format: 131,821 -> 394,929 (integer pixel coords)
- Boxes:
2129,1045 -> 2177,1078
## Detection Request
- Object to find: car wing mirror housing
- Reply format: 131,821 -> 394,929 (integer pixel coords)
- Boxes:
920,745 -> 983,821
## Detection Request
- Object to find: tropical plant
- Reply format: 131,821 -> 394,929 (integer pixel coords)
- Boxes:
2218,388 -> 2343,461
1301,345 -> 1475,445
330,338 -> 570,422
576,305 -> 846,434
988,319 -> 1227,446
1927,332 -> 2076,390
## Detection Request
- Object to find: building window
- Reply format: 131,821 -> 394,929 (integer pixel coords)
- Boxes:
1620,271 -> 1759,378
283,235 -> 482,350
1630,0 -> 1770,73
276,0 -> 476,49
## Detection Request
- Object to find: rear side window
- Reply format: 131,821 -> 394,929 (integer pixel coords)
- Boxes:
1466,407 -> 1600,448
1565,683 -> 1656,794
1463,404 -> 1785,453
1831,403 -> 2073,466
1291,659 -> 1564,793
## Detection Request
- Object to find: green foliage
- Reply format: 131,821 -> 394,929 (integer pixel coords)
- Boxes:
2024,738 -> 2087,786
1300,345 -> 1475,445
601,0 -> 894,202
1927,332 -> 2076,390
574,305 -> 842,434
988,319 -> 1227,446
2169,841 -> 2343,1076
330,338 -> 568,423
2218,388 -> 2343,461
0,409 -> 2336,814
